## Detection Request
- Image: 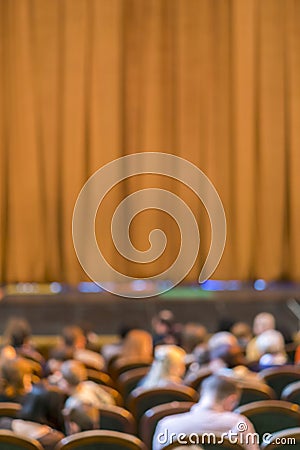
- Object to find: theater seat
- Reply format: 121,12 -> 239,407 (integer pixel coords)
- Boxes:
55,430 -> 146,450
0,430 -> 43,450
128,386 -> 199,424
0,403 -> 21,418
259,367 -> 300,398
140,401 -> 195,448
185,369 -> 212,391
118,367 -> 150,405
236,400 -> 300,437
281,381 -> 300,405
238,383 -> 276,406
99,405 -> 136,434
110,358 -> 152,382
86,369 -> 115,388
101,386 -> 124,407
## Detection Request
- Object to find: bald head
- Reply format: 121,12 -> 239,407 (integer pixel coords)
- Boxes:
253,313 -> 275,336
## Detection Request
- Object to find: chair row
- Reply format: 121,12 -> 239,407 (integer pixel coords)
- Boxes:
1,427 -> 300,450
2,397 -> 300,449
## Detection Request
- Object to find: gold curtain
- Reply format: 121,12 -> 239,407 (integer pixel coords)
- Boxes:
0,0 -> 300,284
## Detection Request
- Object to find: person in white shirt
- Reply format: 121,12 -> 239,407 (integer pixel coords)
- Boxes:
246,313 -> 275,362
153,374 -> 259,450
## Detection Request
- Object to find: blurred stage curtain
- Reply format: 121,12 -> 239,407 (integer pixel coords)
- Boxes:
0,0 -> 300,283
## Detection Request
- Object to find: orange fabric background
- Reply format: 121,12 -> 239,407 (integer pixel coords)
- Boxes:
0,0 -> 300,283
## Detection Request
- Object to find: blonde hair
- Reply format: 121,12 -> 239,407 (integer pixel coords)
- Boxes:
141,345 -> 186,389
122,329 -> 153,359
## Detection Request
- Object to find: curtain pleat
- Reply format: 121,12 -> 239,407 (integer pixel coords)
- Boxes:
0,0 -> 299,283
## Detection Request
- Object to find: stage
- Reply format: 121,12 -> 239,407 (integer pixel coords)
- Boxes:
0,283 -> 300,336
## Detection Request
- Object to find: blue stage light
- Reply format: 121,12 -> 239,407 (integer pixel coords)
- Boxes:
254,279 -> 267,291
50,282 -> 62,293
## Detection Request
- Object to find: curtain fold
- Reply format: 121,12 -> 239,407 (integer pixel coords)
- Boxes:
0,0 -> 299,283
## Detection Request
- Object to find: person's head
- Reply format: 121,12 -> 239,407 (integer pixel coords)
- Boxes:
256,330 -> 285,356
152,310 -> 175,336
142,345 -> 186,388
230,322 -> 252,348
61,360 -> 87,390
0,345 -> 17,361
122,329 -> 153,359
48,348 -> 74,375
210,344 -> 245,368
19,384 -> 65,430
4,318 -> 32,348
62,326 -> 86,350
181,323 -> 207,354
0,357 -> 32,398
253,313 -> 275,336
208,332 -> 238,351
199,375 -> 241,411
63,398 -> 99,435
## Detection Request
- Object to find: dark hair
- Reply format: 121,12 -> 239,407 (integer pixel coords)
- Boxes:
62,326 -> 83,347
19,384 -> 65,431
4,318 -> 31,348
50,347 -> 73,362
210,344 -> 245,368
67,402 -> 99,432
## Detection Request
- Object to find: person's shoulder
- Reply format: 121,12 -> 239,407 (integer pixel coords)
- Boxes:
157,410 -> 192,430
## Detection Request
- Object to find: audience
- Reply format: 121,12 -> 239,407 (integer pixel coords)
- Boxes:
56,325 -> 105,371
153,374 -> 259,450
0,311 -> 298,448
0,384 -> 64,450
139,345 -> 186,388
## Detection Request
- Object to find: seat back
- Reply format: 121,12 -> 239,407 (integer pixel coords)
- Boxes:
118,367 -> 149,405
128,386 -> 199,423
111,359 -> 152,381
99,405 -> 136,434
238,384 -> 276,406
260,427 -> 300,450
140,401 -> 195,448
162,434 -> 245,450
86,370 -> 115,388
185,369 -> 212,391
236,400 -> 300,437
101,386 -> 124,407
259,367 -> 300,398
0,403 -> 21,418
0,430 -> 43,450
55,430 -> 146,450
281,381 -> 300,405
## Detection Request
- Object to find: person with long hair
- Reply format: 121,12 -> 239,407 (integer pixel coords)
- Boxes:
139,345 -> 186,389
